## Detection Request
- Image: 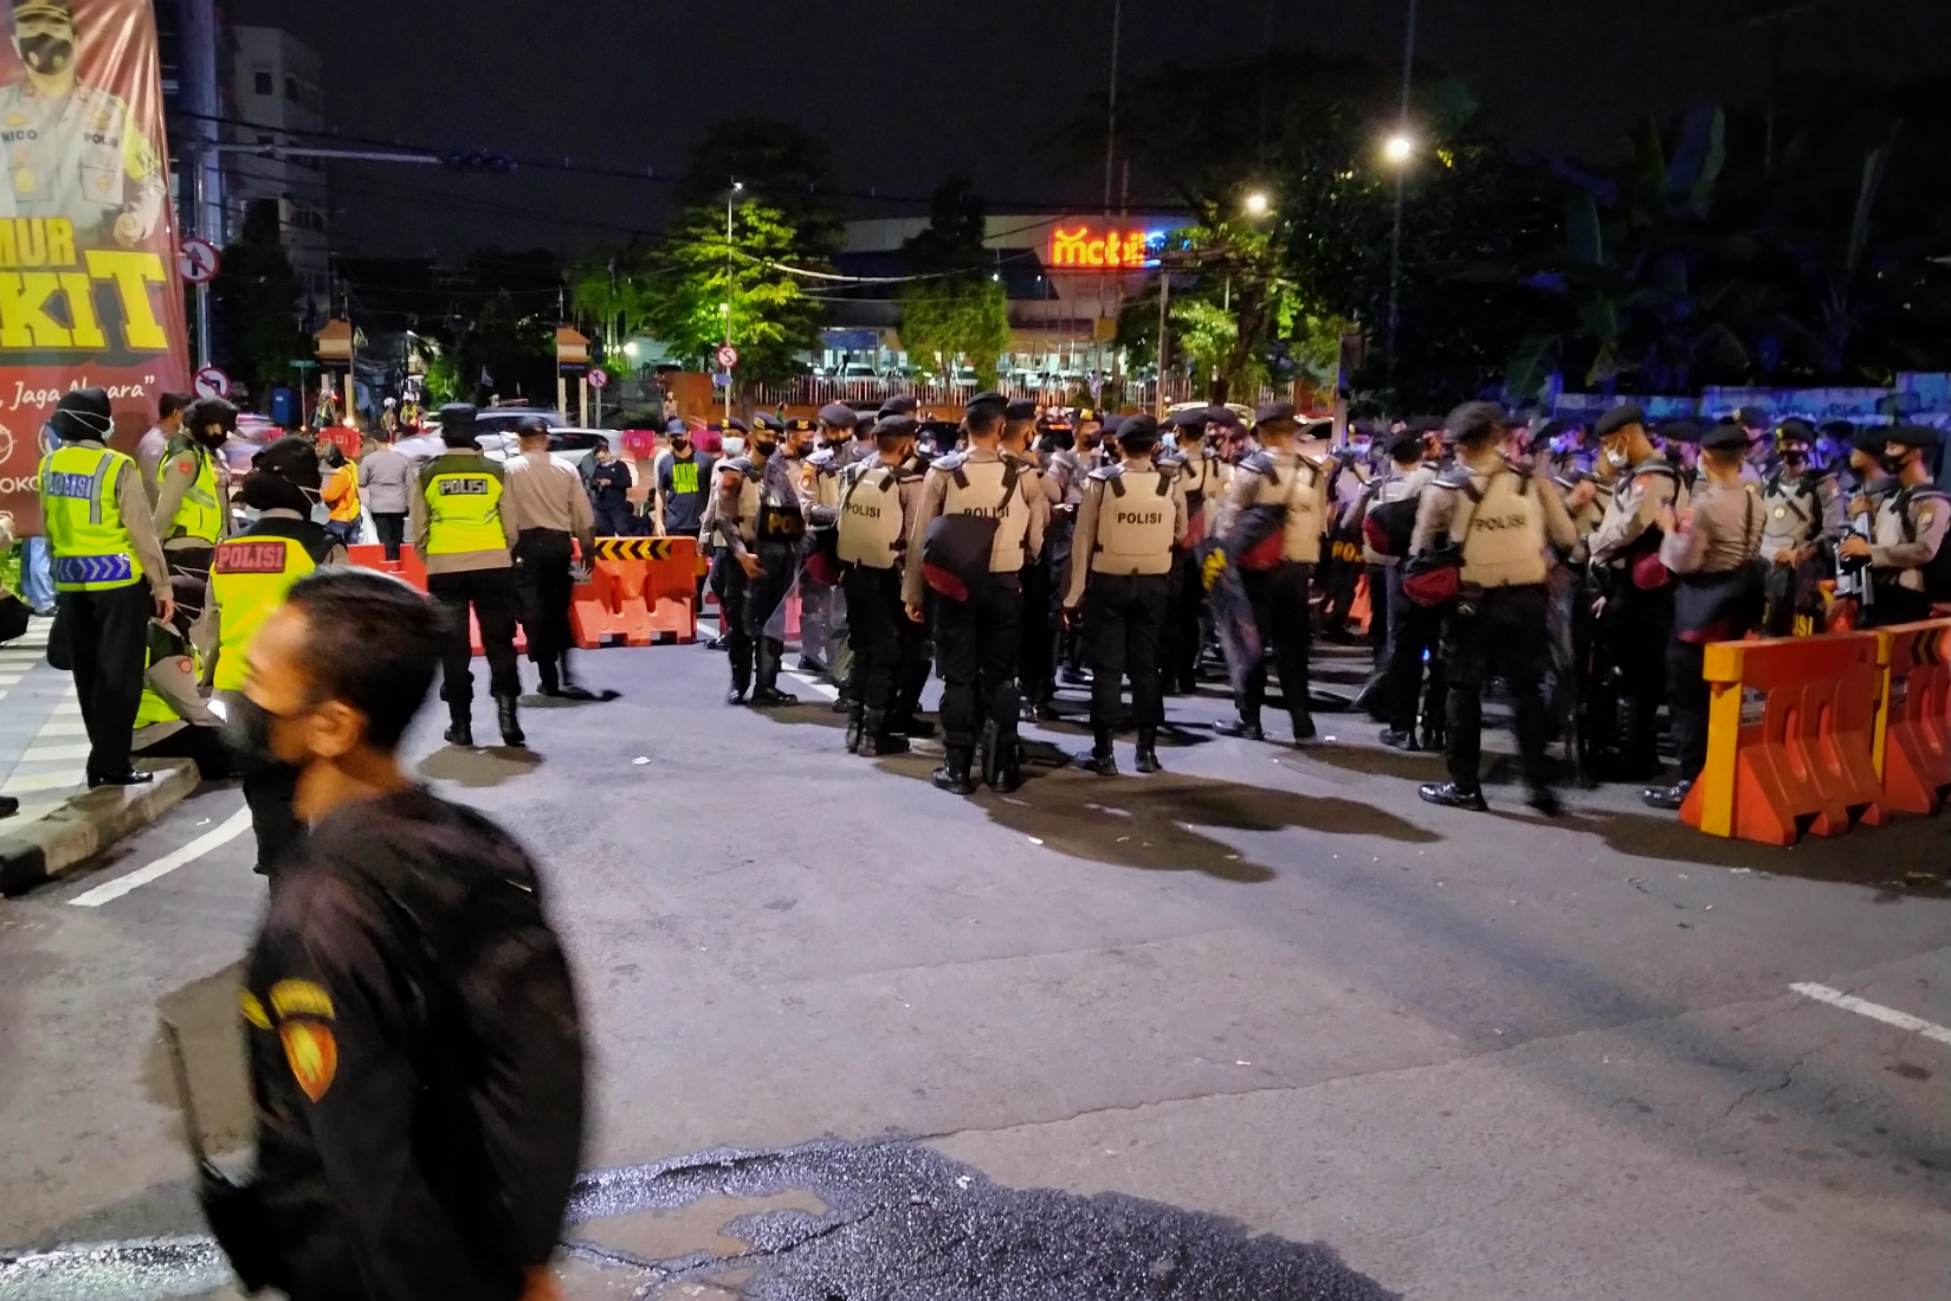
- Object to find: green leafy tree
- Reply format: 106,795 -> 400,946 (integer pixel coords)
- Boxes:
639,198 -> 821,385
896,178 -> 1011,386
212,200 -> 306,409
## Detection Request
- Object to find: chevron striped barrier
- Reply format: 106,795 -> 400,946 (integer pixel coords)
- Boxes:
1872,619 -> 1951,816
572,536 -> 696,647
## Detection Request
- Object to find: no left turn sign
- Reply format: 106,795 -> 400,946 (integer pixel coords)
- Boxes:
193,366 -> 232,399
179,237 -> 220,285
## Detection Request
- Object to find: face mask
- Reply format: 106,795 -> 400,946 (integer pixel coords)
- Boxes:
301,486 -> 329,525
1605,449 -> 1630,469
221,694 -> 305,778
670,439 -> 689,453
17,31 -> 74,76
1161,433 -> 1179,449
1880,452 -> 1909,475
753,439 -> 778,459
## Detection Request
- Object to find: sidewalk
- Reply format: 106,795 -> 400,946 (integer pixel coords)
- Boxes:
0,617 -> 201,893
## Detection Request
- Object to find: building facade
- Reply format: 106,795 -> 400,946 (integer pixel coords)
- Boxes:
229,25 -> 330,321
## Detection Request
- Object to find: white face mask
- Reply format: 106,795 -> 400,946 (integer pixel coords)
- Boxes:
1605,448 -> 1630,469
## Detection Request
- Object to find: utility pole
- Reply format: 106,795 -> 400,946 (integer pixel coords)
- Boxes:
1103,0 -> 1123,212
1154,260 -> 1171,419
724,181 -> 740,423
1385,0 -> 1419,395
182,0 -> 220,367
1741,2 -> 1815,177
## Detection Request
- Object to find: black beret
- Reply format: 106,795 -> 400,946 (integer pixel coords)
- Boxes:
1851,424 -> 1889,454
1594,404 -> 1647,439
1735,406 -> 1769,428
965,392 -> 1007,418
874,415 -> 919,442
1700,423 -> 1750,452
1658,420 -> 1702,445
1205,405 -> 1243,430
1170,408 -> 1208,431
1116,415 -> 1161,449
750,413 -> 784,433
1887,424 -> 1943,449
877,395 -> 918,418
817,402 -> 858,428
726,417 -> 750,434
1774,418 -> 1816,444
1004,398 -> 1039,421
1254,400 -> 1298,427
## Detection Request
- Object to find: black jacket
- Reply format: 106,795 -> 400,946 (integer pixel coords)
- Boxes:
224,789 -> 584,1301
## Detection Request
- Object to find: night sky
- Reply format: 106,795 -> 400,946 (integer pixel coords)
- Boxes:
231,0 -> 1951,259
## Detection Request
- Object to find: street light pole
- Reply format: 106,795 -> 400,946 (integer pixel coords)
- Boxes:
1104,0 -> 1122,212
1154,259 -> 1171,419
724,181 -> 740,423
1385,0 -> 1419,395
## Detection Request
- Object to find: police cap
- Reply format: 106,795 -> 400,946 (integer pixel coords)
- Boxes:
874,415 -> 919,445
784,416 -> 818,433
512,414 -> 551,439
1205,405 -> 1243,430
253,434 -> 323,492
1699,423 -> 1750,453
1593,404 -> 1647,440
12,1 -> 75,22
1774,417 -> 1816,446
437,403 -> 478,448
1116,415 -> 1161,452
1658,420 -> 1702,446
1735,406 -> 1769,429
1254,400 -> 1299,428
1886,424 -> 1943,449
750,413 -> 784,434
1850,424 -> 1887,455
878,395 -> 918,418
817,402 -> 858,429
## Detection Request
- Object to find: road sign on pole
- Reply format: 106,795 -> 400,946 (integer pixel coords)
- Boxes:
587,367 -> 610,390
178,237 -> 220,285
715,345 -> 739,370
193,366 -> 231,399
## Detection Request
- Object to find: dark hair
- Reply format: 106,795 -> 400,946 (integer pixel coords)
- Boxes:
159,392 -> 194,420
1444,401 -> 1506,449
283,570 -> 444,751
876,416 -> 918,452
965,406 -> 1004,437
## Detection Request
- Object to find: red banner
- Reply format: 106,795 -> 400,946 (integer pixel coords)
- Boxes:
0,0 -> 190,531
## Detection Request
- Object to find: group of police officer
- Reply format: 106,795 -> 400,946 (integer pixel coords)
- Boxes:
697,389 -> 1949,815
36,391 -> 609,867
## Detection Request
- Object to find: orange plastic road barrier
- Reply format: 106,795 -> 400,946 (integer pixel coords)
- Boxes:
346,543 -> 526,657
1872,619 -> 1951,816
1680,633 -> 1889,844
570,536 -> 697,647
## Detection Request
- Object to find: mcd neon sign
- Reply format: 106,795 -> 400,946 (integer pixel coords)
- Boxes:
1047,225 -> 1162,269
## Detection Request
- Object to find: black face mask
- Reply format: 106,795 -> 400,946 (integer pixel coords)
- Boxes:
222,695 -> 302,776
17,32 -> 74,76
197,428 -> 228,452
1880,452 -> 1911,476
753,439 -> 778,458
670,438 -> 689,453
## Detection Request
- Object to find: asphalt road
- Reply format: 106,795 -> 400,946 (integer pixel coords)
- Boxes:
1,632 -> 1947,1300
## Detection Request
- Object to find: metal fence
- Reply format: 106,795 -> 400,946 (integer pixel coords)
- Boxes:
745,374 -> 1327,413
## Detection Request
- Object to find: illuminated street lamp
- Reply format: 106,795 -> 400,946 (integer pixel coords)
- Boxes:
1383,133 -> 1415,166
1243,191 -> 1271,218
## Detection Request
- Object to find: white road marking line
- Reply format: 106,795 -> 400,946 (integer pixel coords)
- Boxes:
19,742 -> 94,762
69,807 -> 255,907
785,670 -> 840,701
1,768 -> 87,795
1790,983 -> 1951,1048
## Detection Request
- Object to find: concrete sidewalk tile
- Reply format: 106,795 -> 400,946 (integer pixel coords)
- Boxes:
0,759 -> 202,895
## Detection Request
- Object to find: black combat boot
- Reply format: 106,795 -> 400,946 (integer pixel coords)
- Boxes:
1290,712 -> 1318,746
859,711 -> 909,757
1135,726 -> 1162,774
556,655 -> 599,701
444,699 -> 473,748
1076,727 -> 1119,777
495,695 -> 526,748
844,704 -> 864,754
750,640 -> 800,707
1641,777 -> 1692,811
932,750 -> 977,795
537,659 -> 562,697
1418,781 -> 1489,812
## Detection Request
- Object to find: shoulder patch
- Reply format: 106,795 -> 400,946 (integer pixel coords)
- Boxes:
239,989 -> 272,1029
280,1021 -> 338,1103
269,978 -> 335,1020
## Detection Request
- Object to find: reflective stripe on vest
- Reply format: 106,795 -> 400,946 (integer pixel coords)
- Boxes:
1092,468 -> 1175,573
836,465 -> 905,568
209,537 -> 320,691
423,466 -> 505,555
1458,471 -> 1548,589
942,460 -> 1030,573
159,442 -> 222,544
41,445 -> 143,592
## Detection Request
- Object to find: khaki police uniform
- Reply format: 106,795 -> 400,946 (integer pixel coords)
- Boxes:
409,452 -> 523,730
1758,469 -> 1841,636
0,78 -> 165,244
502,449 -> 597,695
1062,455 -> 1188,744
151,435 -> 226,602
1214,447 -> 1328,737
1587,454 -> 1686,779
1412,454 -> 1577,797
704,452 -> 803,702
1659,478 -> 1764,784
1866,484 -> 1951,626
40,436 -> 169,784
901,446 -> 1049,777
836,455 -> 924,751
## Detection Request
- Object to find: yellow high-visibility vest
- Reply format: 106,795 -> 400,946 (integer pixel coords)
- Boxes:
208,531 -> 322,692
39,444 -> 144,592
157,438 -> 223,544
421,456 -> 507,555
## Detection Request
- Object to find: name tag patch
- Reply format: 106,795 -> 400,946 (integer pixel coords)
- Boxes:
214,540 -> 288,574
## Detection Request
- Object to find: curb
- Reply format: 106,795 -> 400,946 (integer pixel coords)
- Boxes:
0,759 -> 202,896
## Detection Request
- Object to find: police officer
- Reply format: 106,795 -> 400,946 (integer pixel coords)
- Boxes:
1363,432 -> 1440,748
837,416 -> 924,756
152,397 -> 231,597
410,404 -> 524,748
1043,410 -> 1095,691
1164,408 -> 1223,695
130,576 -> 231,781
1414,403 -> 1577,815
200,570 -> 583,1301
39,386 -> 172,789
208,437 -> 345,873
1062,415 -> 1187,776
1842,425 -> 1949,626
502,415 -> 599,699
1643,423 -> 1766,810
706,420 -> 803,705
1586,404 -> 1685,781
1213,401 -> 1327,746
902,392 -> 1048,794
1758,418 -> 1842,637
1002,399 -> 1059,721
1,0 -> 167,245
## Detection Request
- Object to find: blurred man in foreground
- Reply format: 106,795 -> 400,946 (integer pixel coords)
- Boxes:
201,568 -> 584,1301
